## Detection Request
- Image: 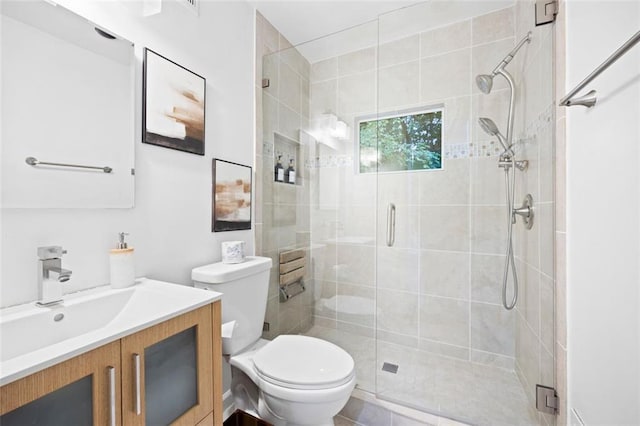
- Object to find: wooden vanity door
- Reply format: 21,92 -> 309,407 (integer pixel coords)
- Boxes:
0,340 -> 122,426
120,305 -> 213,426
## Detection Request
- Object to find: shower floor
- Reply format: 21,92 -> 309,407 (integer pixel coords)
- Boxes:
305,325 -> 539,426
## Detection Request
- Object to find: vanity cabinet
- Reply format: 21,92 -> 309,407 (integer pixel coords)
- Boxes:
0,301 -> 223,426
121,305 -> 213,426
0,341 -> 122,425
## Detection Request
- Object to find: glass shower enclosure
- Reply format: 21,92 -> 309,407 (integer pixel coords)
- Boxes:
258,1 -> 555,424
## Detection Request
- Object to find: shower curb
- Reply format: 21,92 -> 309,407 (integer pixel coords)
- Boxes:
339,388 -> 471,426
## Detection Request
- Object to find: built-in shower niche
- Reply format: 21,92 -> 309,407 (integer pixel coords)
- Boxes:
273,132 -> 301,186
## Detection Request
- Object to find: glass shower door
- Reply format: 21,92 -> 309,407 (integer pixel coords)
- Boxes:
374,2 -> 556,425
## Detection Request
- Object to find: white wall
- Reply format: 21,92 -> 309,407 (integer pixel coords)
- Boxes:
566,1 -> 640,424
0,0 -> 256,307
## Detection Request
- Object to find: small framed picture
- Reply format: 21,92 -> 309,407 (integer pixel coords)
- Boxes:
212,159 -> 252,232
143,48 -> 205,155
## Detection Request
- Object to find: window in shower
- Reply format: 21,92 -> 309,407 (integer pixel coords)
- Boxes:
357,107 -> 443,173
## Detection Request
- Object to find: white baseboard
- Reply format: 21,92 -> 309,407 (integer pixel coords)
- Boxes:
223,390 -> 235,421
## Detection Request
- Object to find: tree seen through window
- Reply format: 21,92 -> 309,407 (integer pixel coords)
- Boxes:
359,109 -> 442,173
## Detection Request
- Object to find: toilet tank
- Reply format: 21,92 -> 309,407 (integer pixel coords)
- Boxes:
192,256 -> 272,355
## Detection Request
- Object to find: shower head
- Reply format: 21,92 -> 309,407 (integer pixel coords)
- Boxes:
476,74 -> 494,94
478,117 -> 511,153
475,31 -> 532,94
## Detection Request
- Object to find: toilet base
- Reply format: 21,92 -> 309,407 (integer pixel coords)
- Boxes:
230,366 -> 339,426
259,389 -> 336,426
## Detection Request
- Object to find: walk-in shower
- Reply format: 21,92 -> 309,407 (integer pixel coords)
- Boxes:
258,2 -> 556,425
476,31 -> 533,311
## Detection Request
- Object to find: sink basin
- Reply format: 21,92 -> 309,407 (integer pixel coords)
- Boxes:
1,288 -> 134,362
0,279 -> 221,386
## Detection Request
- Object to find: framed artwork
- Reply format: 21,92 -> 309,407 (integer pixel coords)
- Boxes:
143,48 -> 205,155
212,159 -> 252,232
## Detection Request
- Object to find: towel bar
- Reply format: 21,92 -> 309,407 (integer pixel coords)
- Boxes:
26,156 -> 113,173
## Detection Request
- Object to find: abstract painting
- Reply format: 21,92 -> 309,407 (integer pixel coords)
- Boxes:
143,48 -> 205,155
213,159 -> 252,232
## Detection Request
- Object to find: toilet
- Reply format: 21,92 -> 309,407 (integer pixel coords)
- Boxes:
192,256 -> 355,426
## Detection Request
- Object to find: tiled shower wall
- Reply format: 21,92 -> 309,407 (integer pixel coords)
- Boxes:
255,13 -> 314,338
309,6 -> 532,369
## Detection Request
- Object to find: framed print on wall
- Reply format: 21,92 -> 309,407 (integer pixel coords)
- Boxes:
143,48 -> 205,155
212,159 -> 252,232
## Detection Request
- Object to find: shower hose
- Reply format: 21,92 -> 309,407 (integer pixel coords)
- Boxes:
502,157 -> 518,310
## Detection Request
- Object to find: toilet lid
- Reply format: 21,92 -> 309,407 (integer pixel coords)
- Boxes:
253,335 -> 354,389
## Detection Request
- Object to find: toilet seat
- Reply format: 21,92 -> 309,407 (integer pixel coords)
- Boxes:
252,335 -> 355,391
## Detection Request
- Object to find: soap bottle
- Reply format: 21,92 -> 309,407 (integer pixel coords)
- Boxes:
110,232 -> 135,289
285,159 -> 296,184
275,155 -> 284,182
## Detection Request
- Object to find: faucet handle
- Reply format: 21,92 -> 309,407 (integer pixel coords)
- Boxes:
37,246 -> 67,260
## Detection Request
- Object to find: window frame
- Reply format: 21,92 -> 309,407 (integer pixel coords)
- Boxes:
355,105 -> 445,175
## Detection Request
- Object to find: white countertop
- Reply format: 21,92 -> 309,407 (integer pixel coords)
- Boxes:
0,278 -> 222,386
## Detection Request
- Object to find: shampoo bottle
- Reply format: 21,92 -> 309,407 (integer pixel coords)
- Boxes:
110,232 -> 135,289
274,155 -> 284,182
286,159 -> 296,184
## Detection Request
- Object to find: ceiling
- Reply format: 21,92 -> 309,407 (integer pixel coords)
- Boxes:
250,0 -> 417,46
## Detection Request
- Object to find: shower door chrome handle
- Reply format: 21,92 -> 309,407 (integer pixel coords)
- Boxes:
386,203 -> 396,247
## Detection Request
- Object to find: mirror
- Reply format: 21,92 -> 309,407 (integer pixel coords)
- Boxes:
1,0 -> 135,208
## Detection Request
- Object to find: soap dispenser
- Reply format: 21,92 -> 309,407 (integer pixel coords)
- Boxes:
109,232 -> 135,289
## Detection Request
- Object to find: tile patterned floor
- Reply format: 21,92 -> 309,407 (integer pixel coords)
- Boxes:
305,325 -> 540,426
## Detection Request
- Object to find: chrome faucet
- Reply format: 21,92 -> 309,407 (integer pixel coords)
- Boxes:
36,246 -> 72,307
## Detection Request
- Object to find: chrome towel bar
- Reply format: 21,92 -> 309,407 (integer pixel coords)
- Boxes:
25,156 -> 113,173
560,30 -> 640,108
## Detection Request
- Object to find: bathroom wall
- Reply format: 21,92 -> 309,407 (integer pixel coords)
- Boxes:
511,1 -> 556,422
308,5 -> 533,370
254,13 -> 314,339
565,1 -> 640,424
1,0 -> 255,307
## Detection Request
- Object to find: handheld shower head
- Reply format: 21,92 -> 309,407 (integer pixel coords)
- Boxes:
478,117 -> 500,136
476,74 -> 494,94
478,117 -> 511,154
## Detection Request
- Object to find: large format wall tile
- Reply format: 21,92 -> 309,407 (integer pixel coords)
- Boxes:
420,250 -> 470,299
336,243 -> 376,286
338,47 -> 376,75
472,7 -> 515,45
379,61 -> 420,110
378,289 -> 420,336
420,49 -> 471,101
470,205 -> 508,254
278,61 -> 301,112
419,296 -> 469,347
471,302 -> 515,356
377,247 -> 420,293
470,253 -> 505,304
442,96 -> 472,146
311,57 -> 337,82
338,71 -> 376,115
419,158 -> 470,206
420,206 -> 470,251
379,34 -> 420,68
310,79 -> 337,118
420,20 -> 471,58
